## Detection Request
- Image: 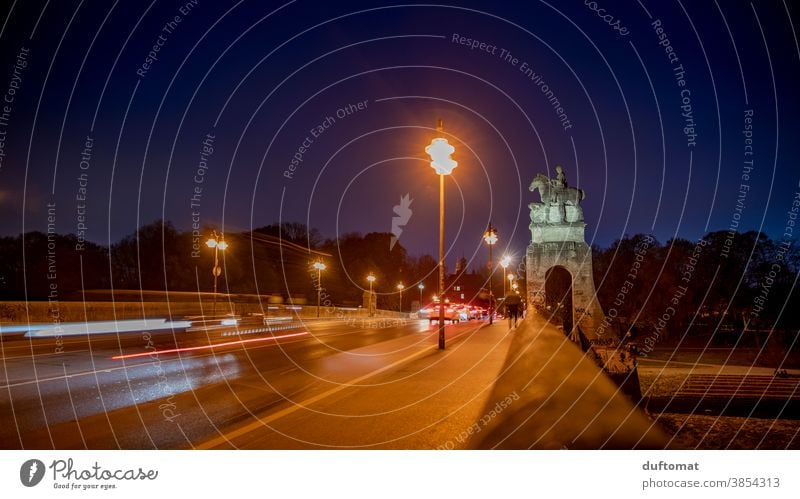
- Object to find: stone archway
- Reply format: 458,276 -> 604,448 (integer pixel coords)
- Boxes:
544,266 -> 573,335
526,240 -> 606,344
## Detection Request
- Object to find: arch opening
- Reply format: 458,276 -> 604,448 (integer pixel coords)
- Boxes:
544,266 -> 573,336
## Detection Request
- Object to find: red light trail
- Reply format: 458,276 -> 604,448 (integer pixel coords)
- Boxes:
111,331 -> 310,360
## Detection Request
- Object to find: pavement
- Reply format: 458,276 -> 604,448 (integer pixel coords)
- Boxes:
472,314 -> 669,449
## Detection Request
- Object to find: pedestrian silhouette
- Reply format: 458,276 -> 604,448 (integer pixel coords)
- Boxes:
504,293 -> 522,329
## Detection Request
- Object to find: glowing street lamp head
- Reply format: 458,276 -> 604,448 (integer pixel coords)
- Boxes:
313,261 -> 326,271
483,225 -> 498,245
425,137 -> 458,175
217,240 -> 228,251
397,283 -> 405,291
500,256 -> 511,268
367,274 -> 376,283
508,273 -> 515,282
206,239 -> 217,248
418,283 -> 425,290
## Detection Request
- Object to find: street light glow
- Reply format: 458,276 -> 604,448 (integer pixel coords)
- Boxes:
427,118 -> 456,350
483,223 -> 498,324
367,274 -> 376,283
425,138 -> 458,175
500,256 -> 511,268
483,227 -> 498,245
206,230 -> 228,315
397,283 -> 404,290
313,261 -> 326,271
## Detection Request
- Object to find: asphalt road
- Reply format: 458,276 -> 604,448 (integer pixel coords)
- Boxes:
0,316 -> 479,449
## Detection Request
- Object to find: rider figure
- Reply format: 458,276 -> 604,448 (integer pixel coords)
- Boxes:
554,165 -> 567,188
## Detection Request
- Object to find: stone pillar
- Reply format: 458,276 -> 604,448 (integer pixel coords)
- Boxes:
527,244 -> 606,342
526,168 -> 614,346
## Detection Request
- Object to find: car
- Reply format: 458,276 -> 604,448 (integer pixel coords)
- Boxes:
419,303 -> 460,323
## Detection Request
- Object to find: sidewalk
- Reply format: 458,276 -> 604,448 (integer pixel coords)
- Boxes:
473,313 -> 669,449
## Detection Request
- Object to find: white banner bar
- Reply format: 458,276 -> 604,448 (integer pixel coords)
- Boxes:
1,450 -> 798,498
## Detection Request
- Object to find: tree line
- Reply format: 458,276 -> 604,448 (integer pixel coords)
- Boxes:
0,220 -> 441,311
1,221 -> 797,346
592,230 -> 800,347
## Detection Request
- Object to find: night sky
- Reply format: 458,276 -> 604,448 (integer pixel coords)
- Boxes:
0,0 -> 798,271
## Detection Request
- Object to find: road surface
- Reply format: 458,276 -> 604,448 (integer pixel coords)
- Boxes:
1,315 -> 487,449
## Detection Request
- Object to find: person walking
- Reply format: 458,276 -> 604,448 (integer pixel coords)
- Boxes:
504,292 -> 521,329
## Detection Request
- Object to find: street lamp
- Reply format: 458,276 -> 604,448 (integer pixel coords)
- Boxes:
206,230 -> 228,316
418,283 -> 425,310
426,118 -> 458,350
500,255 -> 511,296
483,223 -> 498,324
397,283 -> 405,312
367,274 -> 376,317
313,261 -> 326,318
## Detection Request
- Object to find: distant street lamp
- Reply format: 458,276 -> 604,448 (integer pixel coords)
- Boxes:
483,223 -> 498,324
313,261 -> 326,318
500,255 -> 511,296
397,283 -> 405,312
418,283 -> 425,309
367,274 -> 376,317
206,230 -> 228,316
426,118 -> 458,350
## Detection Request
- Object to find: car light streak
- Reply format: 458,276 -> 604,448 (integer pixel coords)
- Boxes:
111,331 -> 310,360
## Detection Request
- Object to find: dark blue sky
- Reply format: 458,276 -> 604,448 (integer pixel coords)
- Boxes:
0,0 -> 798,270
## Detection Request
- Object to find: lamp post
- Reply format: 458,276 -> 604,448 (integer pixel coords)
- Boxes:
397,283 -> 404,312
367,274 -> 376,317
500,255 -> 511,297
313,261 -> 326,318
418,283 -> 424,310
425,118 -> 458,350
205,230 -> 228,316
483,223 -> 498,324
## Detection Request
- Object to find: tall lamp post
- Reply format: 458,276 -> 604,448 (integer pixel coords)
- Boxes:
313,261 -> 326,318
397,283 -> 404,312
367,274 -> 376,317
483,223 -> 498,324
417,283 -> 424,310
500,255 -> 511,297
206,230 -> 228,316
426,118 -> 458,350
